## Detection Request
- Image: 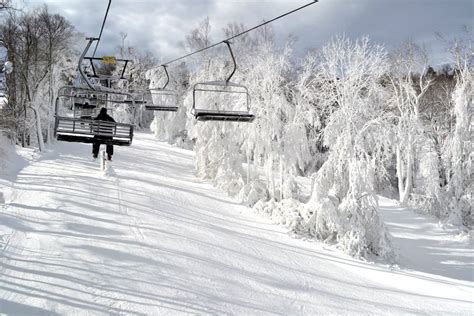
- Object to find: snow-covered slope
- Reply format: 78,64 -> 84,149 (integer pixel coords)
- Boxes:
379,197 -> 473,281
0,132 -> 472,315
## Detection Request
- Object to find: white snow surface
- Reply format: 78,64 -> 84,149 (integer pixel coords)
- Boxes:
379,197 -> 473,282
0,132 -> 472,315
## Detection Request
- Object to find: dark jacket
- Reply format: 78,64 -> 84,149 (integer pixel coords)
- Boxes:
94,108 -> 115,122
93,108 -> 115,139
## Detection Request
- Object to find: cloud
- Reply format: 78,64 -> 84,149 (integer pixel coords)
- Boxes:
15,0 -> 473,65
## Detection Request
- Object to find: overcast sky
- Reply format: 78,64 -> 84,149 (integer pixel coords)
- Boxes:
12,0 -> 474,65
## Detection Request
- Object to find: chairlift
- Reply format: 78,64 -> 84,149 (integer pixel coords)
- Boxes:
146,65 -> 179,112
54,85 -> 134,146
192,41 -> 255,123
54,38 -> 135,146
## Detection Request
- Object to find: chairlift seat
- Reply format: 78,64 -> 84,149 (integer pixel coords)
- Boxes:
55,117 -> 133,146
194,109 -> 255,122
122,100 -> 147,105
145,104 -> 179,112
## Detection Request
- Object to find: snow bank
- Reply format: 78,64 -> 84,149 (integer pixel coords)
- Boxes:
0,134 -> 38,202
0,134 -> 16,172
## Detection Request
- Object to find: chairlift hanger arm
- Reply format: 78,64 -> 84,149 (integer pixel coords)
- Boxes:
88,58 -> 98,78
78,38 -> 99,90
224,41 -> 236,83
92,0 -> 112,58
161,65 -> 170,89
120,60 -> 129,80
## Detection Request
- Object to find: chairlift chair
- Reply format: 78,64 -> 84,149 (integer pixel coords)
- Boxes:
54,38 -> 135,146
55,86 -> 134,146
146,65 -> 179,112
192,41 -> 255,123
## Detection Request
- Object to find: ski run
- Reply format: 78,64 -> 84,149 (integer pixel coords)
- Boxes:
0,132 -> 472,315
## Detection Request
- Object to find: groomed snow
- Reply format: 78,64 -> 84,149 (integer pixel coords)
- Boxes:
0,132 -> 472,315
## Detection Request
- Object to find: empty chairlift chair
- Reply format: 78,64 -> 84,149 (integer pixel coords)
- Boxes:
192,41 -> 255,123
146,65 -> 179,112
74,93 -> 98,119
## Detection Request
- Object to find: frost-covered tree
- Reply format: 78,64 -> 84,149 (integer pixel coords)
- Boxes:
146,62 -> 188,143
144,15 -> 470,257
442,40 -> 473,228
303,36 -> 393,258
115,32 -> 159,128
388,43 -> 433,204
182,23 -> 306,201
0,6 -> 76,150
294,50 -> 332,173
242,27 -> 301,201
39,6 -> 76,143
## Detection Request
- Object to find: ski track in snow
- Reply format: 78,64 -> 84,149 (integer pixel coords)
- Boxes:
0,132 -> 472,315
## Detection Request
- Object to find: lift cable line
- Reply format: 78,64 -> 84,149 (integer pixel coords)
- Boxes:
160,0 -> 319,67
92,0 -> 112,57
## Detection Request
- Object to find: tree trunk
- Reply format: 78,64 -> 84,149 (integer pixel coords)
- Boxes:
401,144 -> 414,204
397,143 -> 414,204
396,145 -> 404,201
279,155 -> 284,201
47,66 -> 55,144
246,149 -> 251,185
32,105 -> 45,152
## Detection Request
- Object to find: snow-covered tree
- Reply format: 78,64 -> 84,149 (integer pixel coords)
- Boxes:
116,33 -> 158,128
388,42 -> 433,205
146,62 -> 188,143
442,40 -> 473,228
143,15 -> 470,258
303,36 -> 394,258
0,6 -> 76,150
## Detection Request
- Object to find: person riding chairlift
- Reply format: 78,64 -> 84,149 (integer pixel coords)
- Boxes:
92,107 -> 115,161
